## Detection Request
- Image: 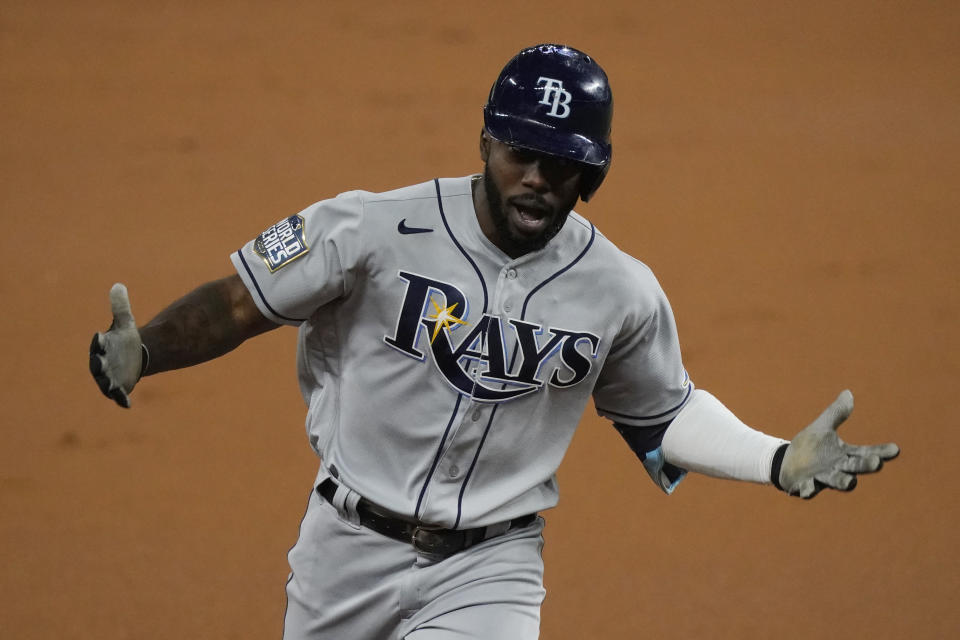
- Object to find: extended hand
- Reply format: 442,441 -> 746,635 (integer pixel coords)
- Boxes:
89,283 -> 144,408
779,390 -> 899,498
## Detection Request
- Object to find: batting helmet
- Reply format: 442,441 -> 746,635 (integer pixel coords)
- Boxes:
483,44 -> 613,201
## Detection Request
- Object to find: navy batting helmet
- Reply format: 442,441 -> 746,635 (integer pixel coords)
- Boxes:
483,44 -> 613,201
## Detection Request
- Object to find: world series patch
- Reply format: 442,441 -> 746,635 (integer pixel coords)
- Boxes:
254,215 -> 309,272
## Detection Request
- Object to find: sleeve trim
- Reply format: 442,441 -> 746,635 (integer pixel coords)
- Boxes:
596,374 -> 693,423
234,249 -> 307,324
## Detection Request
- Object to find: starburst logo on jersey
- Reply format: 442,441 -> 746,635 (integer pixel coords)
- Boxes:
384,271 -> 600,402
253,215 -> 309,272
426,300 -> 469,343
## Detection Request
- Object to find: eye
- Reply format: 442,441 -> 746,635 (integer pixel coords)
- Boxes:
547,156 -> 575,171
542,155 -> 583,178
508,145 -> 537,163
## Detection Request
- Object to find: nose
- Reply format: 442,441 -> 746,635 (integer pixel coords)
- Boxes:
520,159 -> 549,192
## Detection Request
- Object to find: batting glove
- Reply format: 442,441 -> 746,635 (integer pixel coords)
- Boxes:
776,390 -> 900,498
89,283 -> 146,408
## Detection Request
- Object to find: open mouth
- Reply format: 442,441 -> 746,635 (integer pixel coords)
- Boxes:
510,201 -> 551,234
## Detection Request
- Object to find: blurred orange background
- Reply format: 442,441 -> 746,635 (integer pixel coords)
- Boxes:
2,2 -> 957,638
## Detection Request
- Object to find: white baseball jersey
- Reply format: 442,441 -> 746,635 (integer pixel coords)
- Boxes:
231,175 -> 692,528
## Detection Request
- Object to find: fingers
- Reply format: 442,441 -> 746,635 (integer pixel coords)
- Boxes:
843,441 -> 900,461
109,283 -> 135,329
815,389 -> 854,432
89,333 -> 105,367
110,387 -> 131,408
817,468 -> 858,493
793,478 -> 822,499
89,332 -> 132,409
838,443 -> 901,474
90,333 -> 108,382
838,454 -> 882,474
792,452 -> 896,499
790,475 -> 852,499
793,475 -> 854,499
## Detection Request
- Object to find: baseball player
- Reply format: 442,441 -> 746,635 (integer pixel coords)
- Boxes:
89,44 -> 899,639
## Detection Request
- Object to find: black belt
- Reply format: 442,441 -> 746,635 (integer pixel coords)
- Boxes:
317,478 -> 537,557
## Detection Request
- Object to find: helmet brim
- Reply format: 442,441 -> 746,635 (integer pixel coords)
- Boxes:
484,108 -> 611,167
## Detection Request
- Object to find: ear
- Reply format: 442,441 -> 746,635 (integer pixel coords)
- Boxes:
479,130 -> 491,162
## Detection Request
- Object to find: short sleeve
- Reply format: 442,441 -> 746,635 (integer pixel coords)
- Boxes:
592,268 -> 692,427
231,192 -> 365,324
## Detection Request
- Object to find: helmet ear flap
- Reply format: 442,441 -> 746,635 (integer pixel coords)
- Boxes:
580,155 -> 610,202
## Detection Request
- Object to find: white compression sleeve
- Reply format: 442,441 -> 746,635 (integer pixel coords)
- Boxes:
661,389 -> 788,484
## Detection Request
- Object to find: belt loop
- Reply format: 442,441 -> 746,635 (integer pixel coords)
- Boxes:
332,482 -> 362,529
343,490 -> 362,527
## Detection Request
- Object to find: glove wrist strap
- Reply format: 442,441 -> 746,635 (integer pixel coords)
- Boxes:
770,443 -> 790,491
139,343 -> 150,380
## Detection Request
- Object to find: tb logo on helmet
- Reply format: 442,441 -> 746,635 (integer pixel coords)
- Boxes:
536,77 -> 572,118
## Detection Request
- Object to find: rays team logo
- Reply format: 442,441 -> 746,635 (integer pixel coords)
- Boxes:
384,272 -> 600,402
536,77 -> 572,118
254,215 -> 309,272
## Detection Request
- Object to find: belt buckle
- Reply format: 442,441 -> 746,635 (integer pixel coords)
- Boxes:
412,525 -> 452,556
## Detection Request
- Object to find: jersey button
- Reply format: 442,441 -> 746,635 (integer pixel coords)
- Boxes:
503,300 -> 513,312
471,409 -> 482,421
506,269 -> 517,279
448,464 -> 460,478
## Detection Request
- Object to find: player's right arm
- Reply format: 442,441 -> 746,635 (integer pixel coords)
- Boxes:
89,274 -> 279,408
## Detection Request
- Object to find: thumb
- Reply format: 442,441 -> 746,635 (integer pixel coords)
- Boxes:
813,389 -> 855,433
109,283 -> 136,329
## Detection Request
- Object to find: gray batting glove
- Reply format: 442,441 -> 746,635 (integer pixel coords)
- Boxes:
778,390 -> 900,498
89,283 -> 146,408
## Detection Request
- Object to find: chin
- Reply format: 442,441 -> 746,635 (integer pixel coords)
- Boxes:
508,222 -> 563,254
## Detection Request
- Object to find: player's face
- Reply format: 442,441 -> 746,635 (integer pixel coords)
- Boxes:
478,136 -> 582,257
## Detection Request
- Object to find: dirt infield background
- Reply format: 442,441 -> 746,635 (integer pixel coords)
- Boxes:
2,2 -> 957,638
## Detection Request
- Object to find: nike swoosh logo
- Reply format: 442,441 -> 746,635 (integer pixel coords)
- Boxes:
398,219 -> 434,235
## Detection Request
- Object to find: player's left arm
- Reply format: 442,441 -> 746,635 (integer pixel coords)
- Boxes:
660,389 -> 900,498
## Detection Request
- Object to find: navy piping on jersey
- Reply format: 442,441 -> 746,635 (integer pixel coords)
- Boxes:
235,250 -> 307,323
434,179 -> 489,311
454,221 -> 597,528
521,222 -> 597,318
453,404 -> 498,529
416,179 -> 491,523
414,394 -> 463,520
596,380 -> 693,422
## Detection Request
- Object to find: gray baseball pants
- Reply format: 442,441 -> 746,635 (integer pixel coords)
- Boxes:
282,481 -> 546,639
